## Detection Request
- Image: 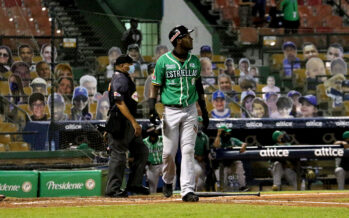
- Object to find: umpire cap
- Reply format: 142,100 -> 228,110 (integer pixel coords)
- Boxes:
115,55 -> 133,66
169,25 -> 194,43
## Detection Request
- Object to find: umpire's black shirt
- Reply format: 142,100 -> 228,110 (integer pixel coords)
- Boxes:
108,71 -> 138,116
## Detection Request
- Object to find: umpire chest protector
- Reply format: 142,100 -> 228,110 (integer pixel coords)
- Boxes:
108,71 -> 138,116
106,71 -> 138,138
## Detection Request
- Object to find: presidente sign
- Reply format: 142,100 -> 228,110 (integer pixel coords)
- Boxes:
0,171 -> 38,197
39,170 -> 101,197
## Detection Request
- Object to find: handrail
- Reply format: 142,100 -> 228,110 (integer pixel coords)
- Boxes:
0,95 -> 31,122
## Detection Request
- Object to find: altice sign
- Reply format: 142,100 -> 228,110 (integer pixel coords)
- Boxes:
0,171 -> 38,197
39,170 -> 101,197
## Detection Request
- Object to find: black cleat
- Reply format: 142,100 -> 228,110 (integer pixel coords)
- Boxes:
105,190 -> 128,198
0,194 -> 5,201
162,183 -> 173,198
182,192 -> 199,202
127,186 -> 150,195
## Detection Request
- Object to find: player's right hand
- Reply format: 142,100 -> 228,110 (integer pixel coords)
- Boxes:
149,109 -> 160,125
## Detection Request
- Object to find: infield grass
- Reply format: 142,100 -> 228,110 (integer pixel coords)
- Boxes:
1,203 -> 349,218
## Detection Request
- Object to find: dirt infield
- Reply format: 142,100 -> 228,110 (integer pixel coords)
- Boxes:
0,192 -> 349,208
1,192 -> 349,208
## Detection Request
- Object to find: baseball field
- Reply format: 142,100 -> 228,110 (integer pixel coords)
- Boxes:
1,191 -> 349,217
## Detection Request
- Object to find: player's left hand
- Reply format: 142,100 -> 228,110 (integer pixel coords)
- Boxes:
202,109 -> 209,131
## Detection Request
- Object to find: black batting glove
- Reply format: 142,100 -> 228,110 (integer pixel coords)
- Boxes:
148,98 -> 160,125
198,98 -> 209,131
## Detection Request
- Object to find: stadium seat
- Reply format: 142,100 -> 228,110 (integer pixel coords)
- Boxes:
65,103 -> 72,115
23,86 -> 32,96
307,0 -> 322,6
89,102 -> 97,115
298,5 -> 312,17
143,56 -> 153,63
292,69 -> 307,90
258,27 -> 284,35
8,141 -> 30,151
212,0 -> 227,11
239,27 -> 258,44
316,83 -> 331,105
232,85 -> 242,93
344,101 -> 349,116
23,0 -> 42,7
313,4 -> 332,16
30,71 -> 38,79
97,56 -> 109,72
229,102 -> 241,118
136,85 -> 145,102
306,16 -> 323,28
0,143 -> 7,152
0,134 -> 11,144
0,81 -> 10,95
270,54 -> 284,71
18,104 -> 31,115
0,122 -> 18,132
324,15 -> 342,28
212,55 -> 226,63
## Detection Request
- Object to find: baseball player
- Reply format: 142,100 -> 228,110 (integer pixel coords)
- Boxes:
143,124 -> 163,194
334,131 -> 349,190
271,130 -> 297,191
194,116 -> 210,191
144,124 -> 176,193
148,25 -> 209,202
213,125 -> 249,192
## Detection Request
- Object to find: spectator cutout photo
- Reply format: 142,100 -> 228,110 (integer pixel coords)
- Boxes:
70,86 -> 91,120
96,92 -> 110,120
40,44 -> 57,64
48,93 -> 68,121
211,90 -> 231,119
299,95 -> 318,118
251,98 -> 269,118
29,92 -> 47,121
36,61 -> 51,82
30,77 -> 47,95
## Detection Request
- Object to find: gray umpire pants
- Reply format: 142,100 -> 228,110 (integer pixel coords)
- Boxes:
105,120 -> 149,196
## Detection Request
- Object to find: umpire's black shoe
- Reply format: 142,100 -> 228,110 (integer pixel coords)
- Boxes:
182,192 -> 199,202
106,190 -> 128,198
127,186 -> 150,195
162,183 -> 173,198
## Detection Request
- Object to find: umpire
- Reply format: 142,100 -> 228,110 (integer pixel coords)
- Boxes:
105,55 -> 149,197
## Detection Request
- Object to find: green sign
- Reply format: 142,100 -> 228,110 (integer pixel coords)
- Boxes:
39,170 -> 101,197
0,171 -> 38,198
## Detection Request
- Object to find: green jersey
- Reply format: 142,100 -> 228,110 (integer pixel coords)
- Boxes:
195,131 -> 209,156
143,136 -> 163,165
221,137 -> 243,148
280,0 -> 299,21
152,51 -> 201,107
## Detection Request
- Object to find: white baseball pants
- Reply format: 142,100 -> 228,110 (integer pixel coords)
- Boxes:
162,103 -> 198,197
146,164 -> 176,193
271,161 -> 297,190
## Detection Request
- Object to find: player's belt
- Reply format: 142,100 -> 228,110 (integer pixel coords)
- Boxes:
164,104 -> 183,108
